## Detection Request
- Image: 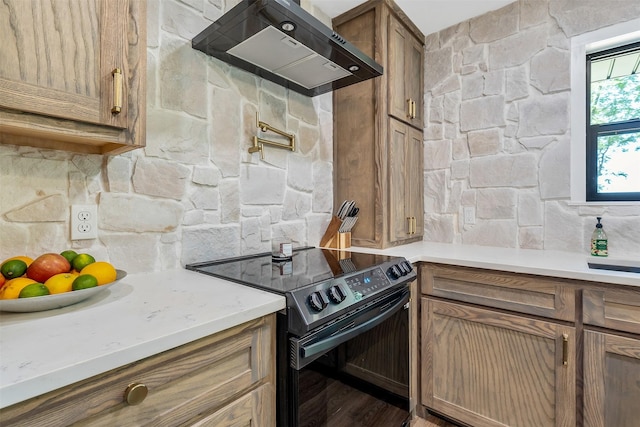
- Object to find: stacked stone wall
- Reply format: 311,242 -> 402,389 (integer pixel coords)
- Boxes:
0,0 -> 334,272
423,0 -> 640,257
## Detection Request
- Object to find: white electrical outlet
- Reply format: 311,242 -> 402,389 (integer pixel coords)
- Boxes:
463,207 -> 476,224
71,205 -> 98,240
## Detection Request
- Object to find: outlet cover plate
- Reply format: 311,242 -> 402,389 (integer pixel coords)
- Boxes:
71,205 -> 98,240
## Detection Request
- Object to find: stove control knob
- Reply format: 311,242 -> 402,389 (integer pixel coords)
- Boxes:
327,285 -> 346,304
399,262 -> 410,276
403,261 -> 413,275
387,266 -> 401,280
308,291 -> 328,312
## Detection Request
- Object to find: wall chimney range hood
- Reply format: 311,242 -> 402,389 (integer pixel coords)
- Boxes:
192,0 -> 383,97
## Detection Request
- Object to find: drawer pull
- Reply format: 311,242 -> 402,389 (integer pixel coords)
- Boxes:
562,333 -> 569,366
112,68 -> 123,114
124,382 -> 148,405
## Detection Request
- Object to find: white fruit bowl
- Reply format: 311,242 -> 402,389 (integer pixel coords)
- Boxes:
0,270 -> 127,313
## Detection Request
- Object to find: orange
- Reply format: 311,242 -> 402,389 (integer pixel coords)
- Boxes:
80,262 -> 117,286
0,275 -> 5,289
0,277 -> 38,299
44,272 -> 78,294
2,256 -> 34,267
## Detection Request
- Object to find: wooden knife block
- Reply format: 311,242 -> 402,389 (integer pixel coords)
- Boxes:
320,216 -> 351,249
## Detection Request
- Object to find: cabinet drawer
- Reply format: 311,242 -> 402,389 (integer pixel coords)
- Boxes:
0,315 -> 275,426
583,287 -> 640,334
421,263 -> 575,321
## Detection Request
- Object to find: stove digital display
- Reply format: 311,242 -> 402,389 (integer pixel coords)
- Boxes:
344,268 -> 389,297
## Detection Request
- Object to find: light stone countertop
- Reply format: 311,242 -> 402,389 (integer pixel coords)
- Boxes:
0,269 -> 286,409
346,241 -> 640,287
1,243 -> 638,409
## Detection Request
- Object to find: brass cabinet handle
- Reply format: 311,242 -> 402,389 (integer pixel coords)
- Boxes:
406,216 -> 417,234
112,68 -> 123,114
562,333 -> 569,366
407,99 -> 412,119
411,100 -> 416,119
124,382 -> 148,405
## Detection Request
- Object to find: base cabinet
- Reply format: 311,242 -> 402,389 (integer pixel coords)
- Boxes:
583,331 -> 640,427
582,287 -> 640,427
0,315 -> 276,426
422,297 -> 576,427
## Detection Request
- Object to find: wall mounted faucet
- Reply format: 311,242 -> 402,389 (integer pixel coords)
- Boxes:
249,113 -> 295,160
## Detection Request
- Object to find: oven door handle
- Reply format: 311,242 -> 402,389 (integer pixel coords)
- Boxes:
300,290 -> 409,359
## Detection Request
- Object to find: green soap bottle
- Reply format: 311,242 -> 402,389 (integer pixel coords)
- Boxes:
590,217 -> 608,257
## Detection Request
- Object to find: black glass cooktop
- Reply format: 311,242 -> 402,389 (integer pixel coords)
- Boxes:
185,247 -> 398,294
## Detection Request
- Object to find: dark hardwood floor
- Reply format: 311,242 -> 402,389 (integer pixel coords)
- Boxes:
299,367 -> 409,427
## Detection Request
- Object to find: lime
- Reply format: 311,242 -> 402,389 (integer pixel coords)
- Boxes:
72,274 -> 98,290
18,283 -> 50,298
71,253 -> 96,272
60,250 -> 78,264
1,259 -> 28,279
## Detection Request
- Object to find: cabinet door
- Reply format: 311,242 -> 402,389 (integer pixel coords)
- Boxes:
406,35 -> 424,128
422,298 -> 576,427
389,119 -> 423,244
584,330 -> 640,427
388,15 -> 423,129
0,0 -> 127,128
0,0 -> 145,154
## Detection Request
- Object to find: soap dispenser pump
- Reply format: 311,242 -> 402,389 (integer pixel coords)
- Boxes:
590,217 -> 608,257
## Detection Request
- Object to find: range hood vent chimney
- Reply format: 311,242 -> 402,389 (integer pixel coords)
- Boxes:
192,0 -> 383,97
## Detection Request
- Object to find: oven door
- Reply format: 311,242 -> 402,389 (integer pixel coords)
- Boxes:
290,286 -> 410,370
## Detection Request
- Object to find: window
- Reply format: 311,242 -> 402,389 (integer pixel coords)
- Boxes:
570,18 -> 640,204
586,42 -> 640,201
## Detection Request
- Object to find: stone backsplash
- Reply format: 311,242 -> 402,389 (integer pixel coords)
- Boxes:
1,0 -> 638,275
0,0 -> 334,273
423,0 -> 640,257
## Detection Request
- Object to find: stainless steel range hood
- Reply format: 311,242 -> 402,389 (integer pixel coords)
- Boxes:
192,0 -> 383,97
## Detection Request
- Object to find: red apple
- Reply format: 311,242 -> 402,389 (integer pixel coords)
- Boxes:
27,253 -> 71,283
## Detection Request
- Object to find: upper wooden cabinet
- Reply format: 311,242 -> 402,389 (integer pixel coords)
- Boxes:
388,15 -> 424,129
0,0 -> 146,155
389,118 -> 423,244
333,0 -> 425,249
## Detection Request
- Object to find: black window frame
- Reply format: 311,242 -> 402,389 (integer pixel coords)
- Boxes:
585,41 -> 640,202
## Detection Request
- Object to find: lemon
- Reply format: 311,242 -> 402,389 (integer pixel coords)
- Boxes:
72,274 -> 98,290
60,250 -> 78,264
0,277 -> 37,299
19,283 -> 50,298
45,273 -> 78,294
1,259 -> 28,279
71,253 -> 95,272
81,262 -> 117,285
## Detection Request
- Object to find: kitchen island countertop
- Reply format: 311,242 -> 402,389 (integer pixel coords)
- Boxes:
0,269 -> 285,408
348,241 -> 640,287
